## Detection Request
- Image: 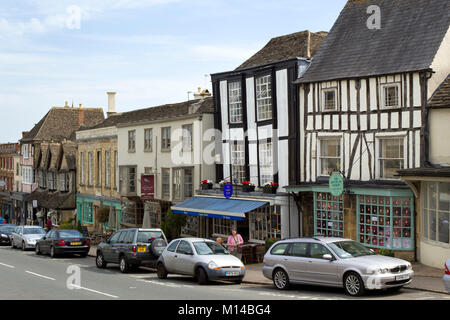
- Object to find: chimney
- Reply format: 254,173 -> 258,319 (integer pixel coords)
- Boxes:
107,92 -> 116,117
78,109 -> 85,126
65,101 -> 69,107
193,88 -> 212,100
79,103 -> 82,108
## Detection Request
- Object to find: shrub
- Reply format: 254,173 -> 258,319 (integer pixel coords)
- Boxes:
161,209 -> 187,242
265,238 -> 280,251
375,248 -> 395,257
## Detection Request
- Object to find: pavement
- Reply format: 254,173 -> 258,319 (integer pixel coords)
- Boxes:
88,245 -> 448,294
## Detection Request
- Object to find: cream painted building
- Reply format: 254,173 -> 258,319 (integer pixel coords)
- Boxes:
116,97 -> 216,231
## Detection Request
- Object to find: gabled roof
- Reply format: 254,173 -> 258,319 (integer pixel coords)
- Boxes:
21,107 -> 105,143
297,0 -> 450,83
80,97 -> 214,130
428,74 -> 450,108
235,30 -> 328,71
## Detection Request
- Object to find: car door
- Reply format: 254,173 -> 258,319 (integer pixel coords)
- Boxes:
12,227 -> 22,246
163,240 -> 180,272
283,242 -> 311,282
103,231 -> 121,262
112,231 -> 128,263
174,240 -> 196,275
41,230 -> 54,253
305,243 -> 339,285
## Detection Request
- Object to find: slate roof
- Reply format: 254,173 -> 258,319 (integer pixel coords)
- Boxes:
21,107 -> 105,142
297,0 -> 450,83
428,74 -> 450,108
235,30 -> 328,71
80,97 -> 214,130
27,190 -> 75,210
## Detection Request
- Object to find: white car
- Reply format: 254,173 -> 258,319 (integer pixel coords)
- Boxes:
157,238 -> 246,284
11,226 -> 46,250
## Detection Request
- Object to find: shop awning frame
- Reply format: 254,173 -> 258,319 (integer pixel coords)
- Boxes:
171,196 -> 269,221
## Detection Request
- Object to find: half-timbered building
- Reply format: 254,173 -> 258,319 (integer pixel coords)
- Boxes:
286,0 -> 450,261
205,30 -> 327,244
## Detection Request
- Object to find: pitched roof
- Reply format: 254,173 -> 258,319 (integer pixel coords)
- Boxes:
428,74 -> 450,108
81,97 -> 214,130
297,0 -> 450,83
21,107 -> 105,142
235,30 -> 328,71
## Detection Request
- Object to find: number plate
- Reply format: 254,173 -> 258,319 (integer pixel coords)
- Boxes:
138,246 -> 146,253
70,242 -> 82,246
225,271 -> 240,277
395,274 -> 410,281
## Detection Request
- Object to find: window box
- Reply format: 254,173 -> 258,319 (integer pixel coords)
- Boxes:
241,181 -> 255,193
263,182 -> 278,194
201,180 -> 213,190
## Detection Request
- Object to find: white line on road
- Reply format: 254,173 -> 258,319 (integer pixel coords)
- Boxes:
0,262 -> 15,268
25,271 -> 56,281
70,285 -> 119,299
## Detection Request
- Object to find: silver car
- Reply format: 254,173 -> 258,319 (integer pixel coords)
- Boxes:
444,259 -> 450,293
263,237 -> 414,296
157,238 -> 246,285
11,226 -> 46,250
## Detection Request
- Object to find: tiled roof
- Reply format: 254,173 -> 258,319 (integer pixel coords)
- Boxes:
21,107 -> 104,142
80,97 -> 214,130
428,74 -> 450,108
297,0 -> 450,83
235,30 -> 328,71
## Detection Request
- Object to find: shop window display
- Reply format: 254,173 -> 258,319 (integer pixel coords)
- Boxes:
314,192 -> 344,237
357,195 -> 413,250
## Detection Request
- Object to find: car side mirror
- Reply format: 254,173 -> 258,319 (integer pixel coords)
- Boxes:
42,237 -> 46,240
323,254 -> 333,261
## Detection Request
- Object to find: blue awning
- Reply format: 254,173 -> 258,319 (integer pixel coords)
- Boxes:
171,197 -> 269,221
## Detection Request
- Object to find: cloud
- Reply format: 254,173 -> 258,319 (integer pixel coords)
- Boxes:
189,45 -> 258,62
0,17 -> 46,38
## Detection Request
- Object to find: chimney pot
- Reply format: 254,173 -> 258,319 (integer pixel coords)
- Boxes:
107,92 -> 117,117
79,104 -> 82,108
65,101 -> 69,107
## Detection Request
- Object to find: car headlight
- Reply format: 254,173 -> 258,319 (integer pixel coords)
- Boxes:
0,234 -> 6,238
372,267 -> 389,274
208,261 -> 221,270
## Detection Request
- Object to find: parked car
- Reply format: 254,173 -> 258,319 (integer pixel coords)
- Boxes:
0,224 -> 16,246
262,237 -> 414,296
96,228 -> 168,273
35,229 -> 90,258
11,226 -> 46,250
443,259 -> 450,293
157,238 -> 246,285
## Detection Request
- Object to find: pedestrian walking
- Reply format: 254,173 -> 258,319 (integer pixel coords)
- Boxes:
227,229 -> 244,260
46,216 -> 52,232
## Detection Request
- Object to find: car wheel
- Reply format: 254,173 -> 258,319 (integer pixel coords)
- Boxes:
119,256 -> 130,273
273,268 -> 290,290
11,240 -> 16,249
196,267 -> 208,285
96,252 -> 107,268
35,244 -> 41,255
344,272 -> 365,297
50,246 -> 58,258
157,263 -> 168,279
22,241 -> 27,251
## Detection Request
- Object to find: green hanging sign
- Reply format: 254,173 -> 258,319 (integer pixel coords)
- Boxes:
329,172 -> 344,197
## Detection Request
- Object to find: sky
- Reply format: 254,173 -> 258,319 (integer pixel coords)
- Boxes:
0,0 -> 347,143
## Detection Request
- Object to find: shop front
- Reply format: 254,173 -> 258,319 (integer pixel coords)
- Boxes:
286,184 -> 415,262
76,194 -> 122,234
0,192 -> 13,222
398,167 -> 450,268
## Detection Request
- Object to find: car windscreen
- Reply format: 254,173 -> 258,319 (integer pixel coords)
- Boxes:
24,228 -> 46,235
57,230 -> 83,238
137,231 -> 163,243
193,241 -> 229,255
0,226 -> 16,233
328,241 -> 376,259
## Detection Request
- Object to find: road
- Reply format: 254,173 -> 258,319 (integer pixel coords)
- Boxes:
0,246 -> 449,300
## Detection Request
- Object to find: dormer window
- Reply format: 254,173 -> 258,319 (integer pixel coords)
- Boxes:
322,88 -> 337,111
381,84 -> 400,109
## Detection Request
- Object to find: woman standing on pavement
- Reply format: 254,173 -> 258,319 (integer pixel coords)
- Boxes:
227,229 -> 244,260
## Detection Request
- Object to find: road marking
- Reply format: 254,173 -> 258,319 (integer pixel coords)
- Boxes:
0,262 -> 15,268
25,271 -> 56,281
71,285 -> 119,299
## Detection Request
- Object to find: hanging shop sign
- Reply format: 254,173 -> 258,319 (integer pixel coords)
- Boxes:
329,172 -> 344,197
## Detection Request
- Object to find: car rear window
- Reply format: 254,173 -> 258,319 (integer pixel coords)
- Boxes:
57,230 -> 83,238
137,231 -> 163,243
270,243 -> 289,255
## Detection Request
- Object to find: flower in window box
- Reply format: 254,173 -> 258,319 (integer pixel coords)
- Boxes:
201,179 -> 213,190
219,180 -> 232,190
241,181 -> 255,192
263,181 -> 278,194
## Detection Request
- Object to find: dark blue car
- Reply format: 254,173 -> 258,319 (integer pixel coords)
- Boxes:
0,224 -> 17,245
